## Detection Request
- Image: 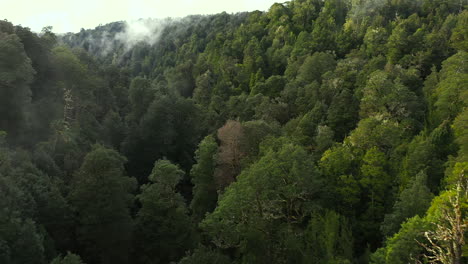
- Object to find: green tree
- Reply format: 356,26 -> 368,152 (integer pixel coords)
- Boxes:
178,246 -> 231,264
363,27 -> 389,57
450,10 -> 468,52
382,171 -> 433,237
347,117 -> 403,152
101,110 -> 126,150
370,216 -> 429,264
127,77 -> 154,124
360,71 -> 422,130
70,145 -> 135,264
202,143 -> 322,263
134,160 -> 194,264
326,88 -> 359,141
122,93 -> 202,181
297,52 -> 336,84
305,210 -> 354,264
190,135 -> 219,222
0,31 -> 35,143
251,75 -> 286,97
431,52 -> 468,125
0,176 -> 45,264
193,70 -> 215,105
310,1 -> 339,52
50,252 -> 84,264
359,147 -> 392,247
386,14 -> 423,65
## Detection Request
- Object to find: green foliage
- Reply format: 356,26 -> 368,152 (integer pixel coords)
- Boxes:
0,175 -> 45,264
251,75 -> 286,97
202,143 -> 322,263
297,52 -> 336,84
348,117 -> 403,151
190,135 -> 219,222
1,1 -> 467,263
178,246 -> 231,264
363,27 -> 389,57
0,30 -> 35,143
305,210 -> 354,263
134,160 -> 194,264
431,51 -> 468,125
370,216 -> 429,264
386,14 -> 424,65
381,171 -> 433,237
127,77 -> 154,124
450,10 -> 468,52
358,147 -> 393,246
360,70 -> 423,130
50,252 -> 84,264
326,88 -> 359,140
453,109 -> 468,160
122,92 -> 203,180
70,145 -> 135,264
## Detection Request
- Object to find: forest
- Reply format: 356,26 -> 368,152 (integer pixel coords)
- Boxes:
0,0 -> 467,263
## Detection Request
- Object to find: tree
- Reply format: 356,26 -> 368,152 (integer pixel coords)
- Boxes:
50,252 -> 84,264
134,160 -> 194,264
431,52 -> 468,125
297,52 -> 336,84
382,171 -> 434,237
251,75 -> 286,98
313,125 -> 335,154
363,27 -> 389,57
0,135 -> 73,264
359,147 -> 392,247
418,166 -> 467,264
193,70 -> 215,105
122,93 -> 202,181
360,70 -> 422,131
453,109 -> 468,160
178,246 -> 231,264
241,120 -> 281,160
450,10 -> 468,52
347,117 -> 403,152
202,143 -> 322,263
190,135 -> 219,222
70,145 -> 135,264
101,110 -> 126,150
127,77 -> 154,124
386,14 -> 423,65
0,176 -> 45,264
215,120 -> 245,189
305,210 -> 354,263
370,216 -> 430,264
326,88 -> 359,141
0,31 -> 35,143
310,2 -> 339,52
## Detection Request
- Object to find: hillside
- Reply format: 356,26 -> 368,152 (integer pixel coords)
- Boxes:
0,0 -> 467,263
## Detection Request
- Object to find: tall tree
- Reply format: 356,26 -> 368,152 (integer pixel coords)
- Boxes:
202,143 -> 323,263
382,171 -> 434,237
190,135 -> 219,222
134,160 -> 194,264
70,145 -> 135,264
215,120 -> 245,189
0,31 -> 35,143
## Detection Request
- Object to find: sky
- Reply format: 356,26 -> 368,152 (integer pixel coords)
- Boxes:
1,0 -> 279,33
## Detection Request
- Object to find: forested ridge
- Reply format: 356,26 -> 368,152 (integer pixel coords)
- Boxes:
0,0 -> 467,263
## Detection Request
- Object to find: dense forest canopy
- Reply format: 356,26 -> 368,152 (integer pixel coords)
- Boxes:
0,0 -> 467,263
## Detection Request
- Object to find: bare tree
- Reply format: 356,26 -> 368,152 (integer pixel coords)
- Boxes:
215,120 -> 245,190
417,170 -> 467,264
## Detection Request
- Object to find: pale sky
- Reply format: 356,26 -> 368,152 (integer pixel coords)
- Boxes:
1,0 -> 279,33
